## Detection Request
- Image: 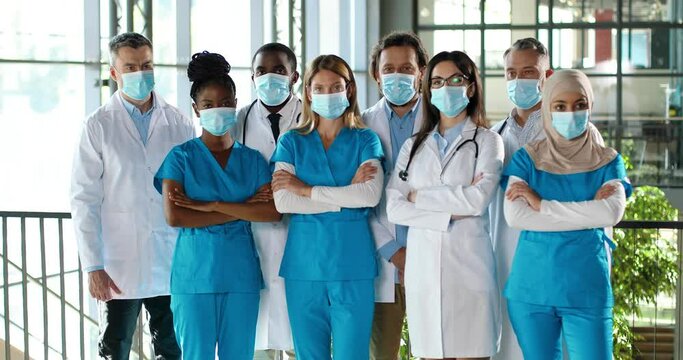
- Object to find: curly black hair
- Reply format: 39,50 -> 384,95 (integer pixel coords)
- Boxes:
187,51 -> 236,101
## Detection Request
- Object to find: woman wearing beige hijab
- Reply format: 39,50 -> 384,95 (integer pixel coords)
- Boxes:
501,69 -> 631,360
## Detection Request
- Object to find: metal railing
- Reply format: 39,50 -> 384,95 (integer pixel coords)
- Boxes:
0,211 -> 150,360
1,212 -> 682,359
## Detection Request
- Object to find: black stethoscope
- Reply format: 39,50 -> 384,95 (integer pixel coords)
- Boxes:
242,98 -> 302,145
399,126 -> 480,181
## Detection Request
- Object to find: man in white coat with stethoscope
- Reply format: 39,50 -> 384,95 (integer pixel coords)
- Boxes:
232,43 -> 301,360
489,37 -> 552,360
361,32 -> 428,360
71,32 -> 194,359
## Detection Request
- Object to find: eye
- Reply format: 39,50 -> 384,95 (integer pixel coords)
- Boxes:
276,69 -> 287,75
576,101 -> 589,110
312,87 -> 323,94
382,66 -> 394,73
255,70 -> 265,76
507,71 -> 516,79
553,104 -> 566,111
333,84 -> 346,93
143,64 -> 153,70
400,65 -> 415,73
202,104 -> 213,109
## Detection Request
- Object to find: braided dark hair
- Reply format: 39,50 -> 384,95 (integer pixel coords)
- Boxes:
187,51 -> 236,101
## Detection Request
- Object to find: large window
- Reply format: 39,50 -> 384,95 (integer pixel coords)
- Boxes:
416,0 -> 683,187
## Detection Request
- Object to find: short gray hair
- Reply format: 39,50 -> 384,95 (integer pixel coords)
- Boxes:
504,38 -> 549,67
109,32 -> 153,63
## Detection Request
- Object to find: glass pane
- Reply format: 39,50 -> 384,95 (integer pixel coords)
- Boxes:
153,65 -> 180,110
540,0 -> 617,23
191,0 -> 252,68
484,77 -> 511,123
0,64 -> 86,212
623,0 -> 676,22
551,29 -> 618,73
418,30 -> 482,66
484,30 -> 512,69
0,1 -> 85,61
621,76 -> 683,186
319,0 -> 341,56
485,0 -> 511,24
153,0 -> 177,65
417,0 -> 481,26
510,0 -> 539,25
622,29 -> 683,70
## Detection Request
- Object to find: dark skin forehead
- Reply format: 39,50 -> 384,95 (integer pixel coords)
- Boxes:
253,51 -> 294,74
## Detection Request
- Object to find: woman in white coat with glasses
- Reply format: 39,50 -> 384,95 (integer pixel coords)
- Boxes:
386,50 -> 503,359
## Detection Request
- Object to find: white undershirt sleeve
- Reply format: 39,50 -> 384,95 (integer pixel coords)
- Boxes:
504,176 -> 626,231
310,159 -> 384,208
272,162 -> 341,214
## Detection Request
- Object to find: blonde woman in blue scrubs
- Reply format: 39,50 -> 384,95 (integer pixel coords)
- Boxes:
270,54 -> 384,360
155,51 -> 281,359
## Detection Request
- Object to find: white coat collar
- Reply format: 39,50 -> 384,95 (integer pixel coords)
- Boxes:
255,94 -> 302,127
109,90 -> 170,146
425,117 -> 477,159
364,96 -> 424,161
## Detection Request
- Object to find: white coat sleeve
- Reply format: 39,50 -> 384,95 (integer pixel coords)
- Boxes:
414,131 -> 504,216
310,159 -> 384,208
385,140 -> 452,232
70,119 -> 105,272
272,162 -> 342,214
504,176 -> 626,231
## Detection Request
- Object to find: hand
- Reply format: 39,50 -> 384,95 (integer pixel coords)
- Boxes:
595,184 -> 616,200
398,270 -> 405,286
352,163 -> 378,184
247,185 -> 273,203
407,191 -> 417,203
390,247 -> 406,272
170,188 -> 216,212
471,172 -> 484,185
506,182 -> 542,211
88,269 -> 121,302
272,170 -> 312,197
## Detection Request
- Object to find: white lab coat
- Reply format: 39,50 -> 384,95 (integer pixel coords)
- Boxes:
361,97 -> 424,303
233,96 -> 301,350
70,91 -> 195,300
489,114 -> 544,360
386,119 -> 503,358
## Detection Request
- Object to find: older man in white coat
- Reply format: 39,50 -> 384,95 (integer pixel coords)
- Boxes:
71,32 -> 194,359
489,37 -> 552,360
361,31 -> 428,360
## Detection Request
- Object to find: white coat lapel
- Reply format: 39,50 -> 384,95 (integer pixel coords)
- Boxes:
146,91 -> 170,144
111,92 -> 145,146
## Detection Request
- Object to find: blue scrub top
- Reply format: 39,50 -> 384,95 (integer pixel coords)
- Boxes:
154,138 -> 272,294
271,127 -> 384,281
501,148 -> 632,308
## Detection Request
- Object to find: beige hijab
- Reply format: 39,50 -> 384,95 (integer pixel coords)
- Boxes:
524,69 -> 617,174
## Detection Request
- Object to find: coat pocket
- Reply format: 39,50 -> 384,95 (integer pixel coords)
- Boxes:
101,211 -> 136,261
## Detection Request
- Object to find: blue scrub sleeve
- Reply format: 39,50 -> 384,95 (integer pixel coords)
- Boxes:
254,153 -> 273,190
153,145 -> 186,194
501,148 -> 532,189
360,129 -> 385,164
603,154 -> 633,198
270,130 -> 295,165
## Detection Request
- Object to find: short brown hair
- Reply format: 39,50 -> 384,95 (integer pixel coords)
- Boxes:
369,31 -> 429,82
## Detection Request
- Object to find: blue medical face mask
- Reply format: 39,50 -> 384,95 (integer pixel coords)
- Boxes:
199,107 -> 237,136
381,73 -> 416,106
120,70 -> 155,100
430,86 -> 470,117
311,91 -> 350,120
551,110 -> 590,140
255,73 -> 291,106
507,78 -> 542,110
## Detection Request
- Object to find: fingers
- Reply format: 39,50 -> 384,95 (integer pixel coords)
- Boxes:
471,173 -> 484,185
109,279 -> 122,295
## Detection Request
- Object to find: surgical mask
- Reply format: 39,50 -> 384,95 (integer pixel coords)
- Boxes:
507,78 -> 542,110
120,70 -> 155,100
199,107 -> 237,136
551,110 -> 590,140
255,73 -> 291,106
430,86 -> 469,117
311,91 -> 350,120
381,73 -> 416,106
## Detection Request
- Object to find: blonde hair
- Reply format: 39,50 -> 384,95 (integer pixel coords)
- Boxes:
297,54 -> 365,134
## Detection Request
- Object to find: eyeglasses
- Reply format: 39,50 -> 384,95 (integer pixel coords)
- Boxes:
429,73 -> 469,89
